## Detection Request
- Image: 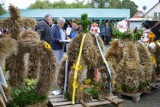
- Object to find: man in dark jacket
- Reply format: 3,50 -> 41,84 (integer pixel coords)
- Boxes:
35,14 -> 53,45
104,22 -> 112,45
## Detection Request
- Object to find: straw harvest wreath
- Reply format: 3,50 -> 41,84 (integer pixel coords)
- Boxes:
57,32 -> 112,103
57,13 -> 114,103
104,28 -> 160,94
0,5 -> 56,107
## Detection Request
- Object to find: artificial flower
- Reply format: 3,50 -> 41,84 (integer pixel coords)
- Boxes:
44,42 -> 51,49
80,87 -> 83,91
85,79 -> 91,84
148,32 -> 155,40
150,56 -> 156,64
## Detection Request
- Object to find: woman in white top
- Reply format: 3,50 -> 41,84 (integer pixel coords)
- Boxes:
141,22 -> 150,43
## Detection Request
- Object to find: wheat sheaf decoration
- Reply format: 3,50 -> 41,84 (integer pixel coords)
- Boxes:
57,32 -> 111,103
0,4 -> 56,107
0,4 -> 36,40
105,40 -> 153,93
7,30 -> 56,96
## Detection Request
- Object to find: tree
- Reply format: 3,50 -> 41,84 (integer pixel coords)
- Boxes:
28,0 -> 137,17
91,0 -> 137,17
29,0 -> 53,9
0,0 -> 6,15
121,0 -> 138,17
109,0 -> 121,8
91,0 -> 121,8
28,0 -> 92,9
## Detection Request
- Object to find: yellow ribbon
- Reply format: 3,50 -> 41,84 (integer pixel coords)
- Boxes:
72,34 -> 87,104
73,64 -> 83,71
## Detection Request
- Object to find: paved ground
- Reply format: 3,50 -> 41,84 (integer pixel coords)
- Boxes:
104,45 -> 160,107
123,88 -> 160,107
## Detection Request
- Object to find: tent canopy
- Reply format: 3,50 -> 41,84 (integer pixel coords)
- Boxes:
0,8 -> 130,20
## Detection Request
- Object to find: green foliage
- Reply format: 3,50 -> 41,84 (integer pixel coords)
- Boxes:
83,87 -> 100,99
28,0 -> 138,18
0,2 -> 6,15
80,13 -> 92,33
64,90 -> 69,99
81,79 -> 100,99
92,0 -> 121,8
139,81 -> 150,91
28,0 -> 92,9
112,30 -> 123,39
133,29 -> 143,40
112,29 -> 142,40
6,78 -> 46,107
121,0 -> 138,17
122,84 -> 138,93
92,0 -> 138,17
121,80 -> 150,93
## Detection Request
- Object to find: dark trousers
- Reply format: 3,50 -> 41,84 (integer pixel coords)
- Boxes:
104,36 -> 111,45
101,35 -> 105,41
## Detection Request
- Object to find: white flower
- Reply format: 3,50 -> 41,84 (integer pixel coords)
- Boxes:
149,42 -> 156,49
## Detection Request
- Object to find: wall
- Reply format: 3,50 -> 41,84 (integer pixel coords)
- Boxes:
145,3 -> 160,18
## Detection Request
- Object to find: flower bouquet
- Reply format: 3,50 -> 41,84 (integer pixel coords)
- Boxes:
80,79 -> 100,99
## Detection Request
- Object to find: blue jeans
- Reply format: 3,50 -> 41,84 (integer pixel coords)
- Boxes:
54,48 -> 64,62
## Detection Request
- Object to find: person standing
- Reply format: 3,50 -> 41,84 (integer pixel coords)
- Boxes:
35,14 -> 53,45
70,18 -> 81,39
101,24 -> 106,41
66,24 -> 72,36
51,17 -> 66,62
104,22 -> 112,45
141,22 -> 151,43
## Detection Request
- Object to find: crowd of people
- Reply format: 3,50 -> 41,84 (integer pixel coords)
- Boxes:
2,13 -> 155,63
34,13 -> 114,63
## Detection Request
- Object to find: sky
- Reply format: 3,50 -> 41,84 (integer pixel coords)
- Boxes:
2,0 -> 159,12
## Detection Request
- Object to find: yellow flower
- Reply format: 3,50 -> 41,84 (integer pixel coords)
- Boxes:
44,42 -> 51,49
80,87 -> 84,91
85,79 -> 91,84
148,32 -> 155,40
150,56 -> 156,64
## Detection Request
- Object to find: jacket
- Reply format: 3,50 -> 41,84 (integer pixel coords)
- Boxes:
35,19 -> 52,45
51,24 -> 63,50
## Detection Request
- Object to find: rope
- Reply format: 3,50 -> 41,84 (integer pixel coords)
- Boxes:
72,34 -> 87,104
94,34 -> 112,93
63,56 -> 69,96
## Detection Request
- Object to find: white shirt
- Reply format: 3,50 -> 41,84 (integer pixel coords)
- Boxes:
66,27 -> 72,36
60,29 -> 66,40
141,29 -> 150,42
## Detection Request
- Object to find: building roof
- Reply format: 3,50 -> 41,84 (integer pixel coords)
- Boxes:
132,11 -> 144,18
145,0 -> 160,15
0,8 -> 130,20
